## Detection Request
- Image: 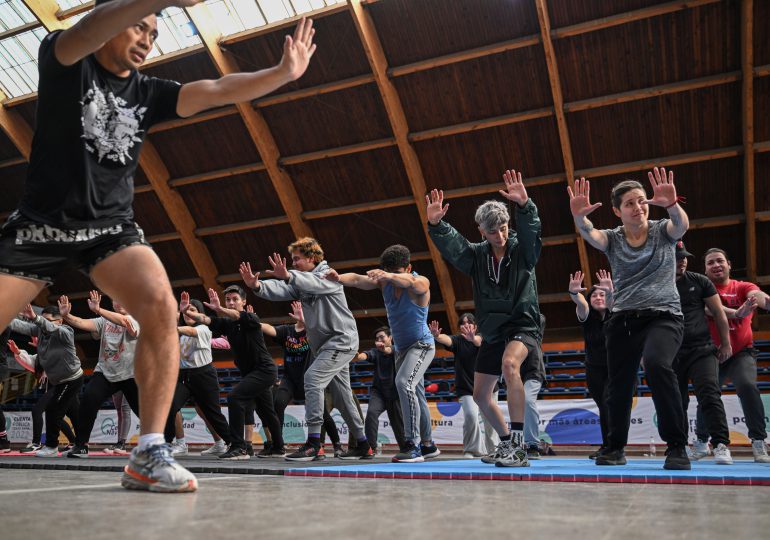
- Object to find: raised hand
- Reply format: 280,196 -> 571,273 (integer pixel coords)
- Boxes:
567,177 -> 602,219
29,336 -> 38,348
246,304 -> 254,314
288,301 -> 304,324
179,291 -> 190,313
568,271 -> 586,294
735,296 -> 758,319
425,189 -> 449,225
278,17 -> 317,82
57,296 -> 71,318
428,320 -> 441,338
325,268 -> 340,282
21,304 -> 35,320
366,269 -> 389,283
239,262 -> 261,289
643,167 -> 677,208
460,323 -> 476,342
203,288 -> 222,312
595,269 -> 613,292
87,290 -> 102,314
7,339 -> 20,355
499,169 -> 528,207
269,252 -> 290,280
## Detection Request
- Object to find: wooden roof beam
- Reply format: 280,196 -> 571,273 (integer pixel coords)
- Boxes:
535,0 -> 593,288
741,0 -> 756,281
184,4 -> 313,240
196,216 -> 291,237
349,0 -> 460,332
256,74 -> 375,107
0,95 -> 33,161
20,0 -> 68,31
168,162 -> 267,188
138,141 -> 221,293
280,137 -> 396,165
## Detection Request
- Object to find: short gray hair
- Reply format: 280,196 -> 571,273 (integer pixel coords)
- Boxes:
474,201 -> 510,231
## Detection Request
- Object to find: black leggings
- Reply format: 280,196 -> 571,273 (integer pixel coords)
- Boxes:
75,373 -> 139,446
33,383 -> 78,445
164,365 -> 231,444
585,362 -> 610,448
43,376 -> 84,449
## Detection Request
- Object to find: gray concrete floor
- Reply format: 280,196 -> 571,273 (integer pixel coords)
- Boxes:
1,467 -> 769,540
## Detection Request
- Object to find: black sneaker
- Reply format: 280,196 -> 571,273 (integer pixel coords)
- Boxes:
392,441 -> 424,463
20,442 -> 42,453
664,445 -> 691,470
588,446 -> 606,460
338,441 -> 373,460
332,442 -> 344,458
0,438 -> 10,453
256,441 -> 273,458
595,448 -> 626,466
526,444 -> 541,460
245,443 -> 254,457
419,441 -> 441,459
66,444 -> 89,458
285,442 -> 321,462
220,446 -> 250,460
257,445 -> 286,458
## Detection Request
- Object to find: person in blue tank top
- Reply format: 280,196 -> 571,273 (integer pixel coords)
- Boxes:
326,245 -> 440,463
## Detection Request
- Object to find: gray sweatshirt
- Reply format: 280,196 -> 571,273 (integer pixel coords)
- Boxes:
9,316 -> 82,385
255,260 -> 359,354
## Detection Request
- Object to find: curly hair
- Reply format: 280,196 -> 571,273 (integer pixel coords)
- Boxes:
380,245 -> 411,272
288,237 -> 324,263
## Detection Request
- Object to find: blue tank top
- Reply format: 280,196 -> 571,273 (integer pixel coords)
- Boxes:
382,273 -> 434,351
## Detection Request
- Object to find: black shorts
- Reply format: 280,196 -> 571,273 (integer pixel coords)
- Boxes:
0,211 -> 149,284
475,332 -> 539,376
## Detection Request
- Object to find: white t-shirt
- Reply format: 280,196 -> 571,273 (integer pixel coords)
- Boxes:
93,316 -> 139,382
179,325 -> 213,369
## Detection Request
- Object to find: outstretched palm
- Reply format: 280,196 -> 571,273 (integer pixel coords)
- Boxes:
279,17 -> 317,82
595,269 -> 613,292
425,189 -> 449,225
239,262 -> 260,289
567,177 -> 602,218
499,169 -> 528,206
643,167 -> 677,208
568,271 -> 586,294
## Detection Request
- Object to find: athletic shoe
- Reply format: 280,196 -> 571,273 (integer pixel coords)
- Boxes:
419,441 -> 441,459
36,445 -> 59,457
462,452 -> 476,459
663,445 -> 691,470
256,441 -> 273,457
200,440 -> 228,456
313,446 -> 326,461
332,442 -> 344,458
338,441 -> 373,460
713,443 -> 733,465
20,442 -> 42,453
170,440 -> 188,456
588,447 -> 606,460
392,442 -> 424,463
481,438 -> 512,464
752,439 -> 770,463
375,443 -> 383,457
121,443 -> 198,493
285,442 -> 321,462
0,438 -> 10,453
595,448 -> 627,466
495,444 -> 529,468
58,444 -> 73,453
66,444 -> 89,458
108,442 -> 130,456
526,444 -> 541,460
256,445 -> 286,458
245,443 -> 254,457
689,439 -> 711,461
219,446 -> 250,460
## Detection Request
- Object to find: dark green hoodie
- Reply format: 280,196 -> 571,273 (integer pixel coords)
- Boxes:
428,199 -> 542,344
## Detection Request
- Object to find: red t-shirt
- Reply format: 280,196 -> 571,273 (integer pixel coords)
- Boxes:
707,279 -> 759,353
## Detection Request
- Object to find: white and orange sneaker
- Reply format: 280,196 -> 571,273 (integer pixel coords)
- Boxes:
121,443 -> 198,493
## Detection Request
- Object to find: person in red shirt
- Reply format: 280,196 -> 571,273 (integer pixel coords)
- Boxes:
701,248 -> 770,462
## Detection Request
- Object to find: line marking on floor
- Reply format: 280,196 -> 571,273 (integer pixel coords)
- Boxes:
0,475 -> 234,495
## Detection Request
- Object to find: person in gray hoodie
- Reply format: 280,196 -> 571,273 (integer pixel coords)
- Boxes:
8,304 -> 82,456
240,237 -> 370,461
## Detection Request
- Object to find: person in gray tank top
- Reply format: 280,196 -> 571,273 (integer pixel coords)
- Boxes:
568,167 -> 691,470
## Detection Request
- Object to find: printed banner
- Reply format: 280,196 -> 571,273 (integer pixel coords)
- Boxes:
4,394 -> 769,446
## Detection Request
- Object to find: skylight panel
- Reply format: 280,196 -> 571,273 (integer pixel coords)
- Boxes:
0,0 -> 36,33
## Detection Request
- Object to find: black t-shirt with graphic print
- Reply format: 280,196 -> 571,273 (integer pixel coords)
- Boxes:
273,324 -> 311,388
20,31 -> 181,227
676,271 -> 718,349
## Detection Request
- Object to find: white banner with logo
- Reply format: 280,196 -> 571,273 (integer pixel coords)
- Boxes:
4,394 -> 769,446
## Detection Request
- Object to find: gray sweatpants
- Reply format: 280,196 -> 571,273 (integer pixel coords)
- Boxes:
303,349 -> 365,439
395,341 -> 436,444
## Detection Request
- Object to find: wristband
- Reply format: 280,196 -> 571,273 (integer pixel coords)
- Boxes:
665,195 -> 687,209
569,291 -> 579,296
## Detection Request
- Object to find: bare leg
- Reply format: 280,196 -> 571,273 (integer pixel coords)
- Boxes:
90,246 -> 179,436
245,424 -> 254,444
502,341 -> 528,424
473,373 -> 508,437
174,412 -> 184,439
0,274 -> 45,329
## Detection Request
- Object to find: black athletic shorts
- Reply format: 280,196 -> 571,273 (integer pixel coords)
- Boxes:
0,211 -> 149,284
475,332 -> 539,376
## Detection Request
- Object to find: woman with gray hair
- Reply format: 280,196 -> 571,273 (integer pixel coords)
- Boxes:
427,168 -> 542,467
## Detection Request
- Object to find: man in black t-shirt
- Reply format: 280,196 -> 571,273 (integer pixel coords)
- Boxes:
356,327 -> 406,453
0,0 -> 316,492
185,285 -> 284,460
673,242 -> 734,465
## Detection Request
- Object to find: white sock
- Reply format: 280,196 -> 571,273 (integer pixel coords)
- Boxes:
175,438 -> 186,445
138,433 -> 165,451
